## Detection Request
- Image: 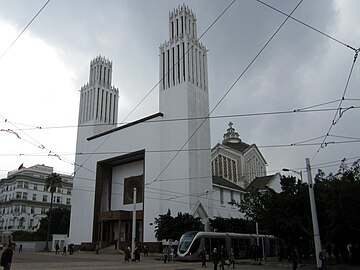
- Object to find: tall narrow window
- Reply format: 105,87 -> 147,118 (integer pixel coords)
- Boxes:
171,21 -> 174,39
100,65 -> 102,82
104,92 -> 108,122
113,95 -> 116,124
172,47 -> 175,86
96,88 -> 100,119
177,44 -> 180,84
181,16 -> 184,34
187,43 -> 190,81
228,158 -> 232,181
232,160 -> 237,182
195,48 -> 198,86
109,93 -> 112,124
220,188 -> 224,205
85,92 -> 89,121
100,90 -> 104,120
223,156 -> 228,178
182,42 -> 186,81
203,54 -> 206,91
214,157 -> 219,176
167,50 -> 170,88
199,51 -> 202,89
219,155 -> 223,176
162,52 -> 166,89
176,18 -> 179,37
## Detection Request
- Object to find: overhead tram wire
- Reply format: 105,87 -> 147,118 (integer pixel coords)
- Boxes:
72,1 -> 237,176
120,0 -> 237,124
11,99 -> 360,131
0,114 -> 75,167
256,0 -> 358,52
312,49 -> 359,161
146,0 -> 304,188
2,137 -> 360,159
0,0 -> 52,61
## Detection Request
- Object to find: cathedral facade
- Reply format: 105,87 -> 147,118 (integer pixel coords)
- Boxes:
69,5 -> 213,246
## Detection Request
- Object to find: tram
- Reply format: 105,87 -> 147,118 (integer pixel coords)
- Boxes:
177,231 -> 277,261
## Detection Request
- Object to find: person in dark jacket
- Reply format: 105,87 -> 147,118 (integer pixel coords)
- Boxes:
212,248 -> 219,270
1,244 -> 14,270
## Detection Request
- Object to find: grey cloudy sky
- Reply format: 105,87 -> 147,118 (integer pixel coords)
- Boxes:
0,0 -> 359,180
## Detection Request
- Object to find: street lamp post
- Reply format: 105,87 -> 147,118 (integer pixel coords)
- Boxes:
282,168 -> 303,181
283,164 -> 321,269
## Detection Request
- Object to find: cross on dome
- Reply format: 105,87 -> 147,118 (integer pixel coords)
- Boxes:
222,122 -> 241,143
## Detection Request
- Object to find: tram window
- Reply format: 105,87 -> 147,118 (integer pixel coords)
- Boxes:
239,239 -> 245,251
231,238 -> 239,258
210,238 -> 225,251
189,238 -> 201,254
245,239 -> 251,256
205,238 -> 210,254
219,238 -> 226,248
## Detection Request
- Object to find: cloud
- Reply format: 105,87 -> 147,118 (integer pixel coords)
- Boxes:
0,19 -> 77,177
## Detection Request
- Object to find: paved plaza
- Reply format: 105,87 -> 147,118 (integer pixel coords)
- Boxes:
2,250 -> 359,270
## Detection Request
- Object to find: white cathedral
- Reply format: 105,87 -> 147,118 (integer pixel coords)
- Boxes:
69,5 -> 268,248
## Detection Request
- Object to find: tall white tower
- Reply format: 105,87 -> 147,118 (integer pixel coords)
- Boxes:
70,56 -> 119,244
158,5 -> 212,220
78,56 -> 119,135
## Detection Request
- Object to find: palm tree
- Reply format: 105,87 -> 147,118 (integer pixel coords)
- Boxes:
44,173 -> 62,251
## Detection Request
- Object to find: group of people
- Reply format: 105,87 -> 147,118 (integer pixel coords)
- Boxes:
209,245 -> 235,270
124,246 -> 141,262
55,243 -> 75,256
163,246 -> 175,263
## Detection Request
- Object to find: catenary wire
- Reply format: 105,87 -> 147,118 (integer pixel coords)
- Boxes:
256,0 -> 358,52
146,0 -> 304,187
0,0 -> 52,61
72,1 -> 237,177
8,101 -> 360,131
312,50 -> 359,160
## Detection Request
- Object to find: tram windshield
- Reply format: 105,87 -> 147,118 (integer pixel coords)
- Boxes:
178,231 -> 198,253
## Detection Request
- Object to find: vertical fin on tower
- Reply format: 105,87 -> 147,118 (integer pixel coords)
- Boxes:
78,56 -> 119,134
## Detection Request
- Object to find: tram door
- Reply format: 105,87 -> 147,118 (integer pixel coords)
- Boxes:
231,238 -> 240,259
210,237 -> 226,259
205,238 -> 211,258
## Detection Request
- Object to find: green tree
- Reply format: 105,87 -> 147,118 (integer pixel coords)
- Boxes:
37,207 -> 71,235
210,217 -> 255,234
315,159 -> 360,246
44,173 -> 62,251
154,210 -> 204,241
239,176 -> 312,245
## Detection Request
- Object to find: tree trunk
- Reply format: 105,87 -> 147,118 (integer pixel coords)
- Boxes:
44,192 -> 53,251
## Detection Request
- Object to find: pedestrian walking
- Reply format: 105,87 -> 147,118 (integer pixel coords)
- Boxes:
319,249 -> 328,270
133,246 -> 141,262
219,245 -> 228,270
143,244 -> 149,256
95,243 -> 99,255
198,248 -> 207,268
163,246 -> 169,263
169,246 -> 174,262
18,244 -> 22,253
228,248 -> 235,268
55,243 -> 60,254
124,246 -> 130,262
1,244 -> 14,270
212,248 -> 219,270
62,245 -> 67,256
291,247 -> 299,270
